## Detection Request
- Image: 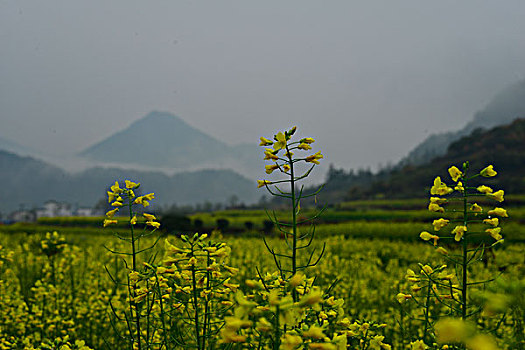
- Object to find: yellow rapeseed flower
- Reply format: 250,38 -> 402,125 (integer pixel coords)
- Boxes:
105,208 -> 119,218
486,227 -> 502,241
280,334 -> 303,350
420,231 -> 439,246
487,207 -> 508,217
488,190 -> 504,202
428,203 -> 445,213
470,203 -> 482,213
146,221 -> 160,229
396,292 -> 412,303
273,132 -> 287,150
477,185 -> 493,194
111,201 -> 123,207
125,180 -> 139,189
480,165 -> 497,177
448,166 -> 462,182
110,181 -> 122,193
143,193 -> 155,200
483,218 -> 498,227
430,177 -> 453,196
282,164 -> 290,172
432,218 -> 449,231
430,197 -> 447,204
107,191 -> 117,203
454,182 -> 464,192
452,226 -> 467,241
130,215 -> 137,225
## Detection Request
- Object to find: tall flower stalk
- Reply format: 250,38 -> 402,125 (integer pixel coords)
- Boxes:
103,180 -> 161,350
258,126 -> 325,302
399,162 -> 508,347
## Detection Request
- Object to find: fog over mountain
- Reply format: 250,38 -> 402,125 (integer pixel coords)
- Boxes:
0,149 -> 259,214
399,79 -> 525,167
79,111 -> 262,179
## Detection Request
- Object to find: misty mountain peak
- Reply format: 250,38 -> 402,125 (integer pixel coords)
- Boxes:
79,111 -> 233,169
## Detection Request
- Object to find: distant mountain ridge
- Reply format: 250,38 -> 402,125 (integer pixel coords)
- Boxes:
400,79 -> 525,166
349,118 -> 525,199
79,111 -> 261,178
0,149 -> 259,214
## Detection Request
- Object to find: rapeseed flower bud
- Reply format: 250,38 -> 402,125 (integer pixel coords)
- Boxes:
264,148 -> 279,160
283,164 -> 291,172
103,219 -> 118,228
143,213 -> 156,221
480,165 -> 497,177
301,137 -> 315,144
259,136 -> 273,146
298,143 -> 312,150
448,166 -> 462,182
257,180 -> 271,188
265,164 -> 279,174
454,182 -> 464,192
130,216 -> 137,225
306,151 -> 323,165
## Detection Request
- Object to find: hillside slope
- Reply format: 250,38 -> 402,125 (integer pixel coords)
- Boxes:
361,118 -> 525,199
0,150 -> 258,214
400,79 -> 525,166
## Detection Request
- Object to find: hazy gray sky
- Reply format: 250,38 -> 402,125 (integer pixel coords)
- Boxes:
2,1 -> 525,171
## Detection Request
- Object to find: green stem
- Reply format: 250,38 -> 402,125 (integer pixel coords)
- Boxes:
128,197 -> 142,350
287,144 -> 298,303
423,278 -> 432,343
462,180 -> 468,321
190,244 -> 202,350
